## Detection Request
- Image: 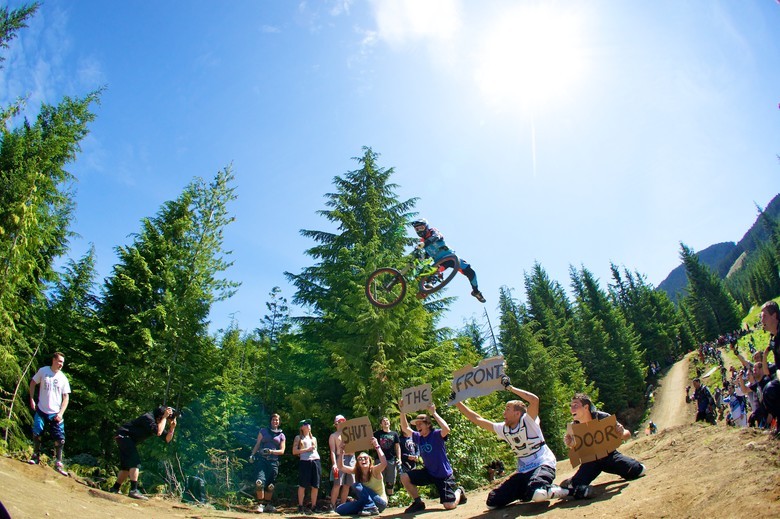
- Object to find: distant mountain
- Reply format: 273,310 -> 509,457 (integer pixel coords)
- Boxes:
657,194 -> 780,303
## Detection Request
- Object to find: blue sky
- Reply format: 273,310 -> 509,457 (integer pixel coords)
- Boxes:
2,0 -> 778,334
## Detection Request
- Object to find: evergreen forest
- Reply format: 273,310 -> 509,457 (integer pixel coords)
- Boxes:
2,4 -> 779,505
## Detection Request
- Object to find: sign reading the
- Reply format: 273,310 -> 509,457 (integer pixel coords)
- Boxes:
566,415 -> 623,468
338,416 -> 373,454
401,384 -> 432,414
447,356 -> 505,405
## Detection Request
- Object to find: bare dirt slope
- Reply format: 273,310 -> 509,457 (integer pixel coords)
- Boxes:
2,357 -> 779,519
648,356 -> 691,430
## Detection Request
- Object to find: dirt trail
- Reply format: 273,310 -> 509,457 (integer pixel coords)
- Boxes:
3,356 -> 779,518
648,356 -> 691,430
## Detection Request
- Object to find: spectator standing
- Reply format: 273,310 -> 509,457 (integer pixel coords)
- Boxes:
373,416 -> 401,496
28,352 -> 71,476
692,378 -> 716,424
249,413 -> 285,513
328,414 -> 354,511
293,419 -> 321,514
399,401 -> 465,514
399,429 -> 419,475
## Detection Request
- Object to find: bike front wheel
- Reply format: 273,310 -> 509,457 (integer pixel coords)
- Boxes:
417,254 -> 460,297
366,267 -> 407,309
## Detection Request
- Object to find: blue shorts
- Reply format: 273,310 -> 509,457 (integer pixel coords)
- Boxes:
32,410 -> 65,442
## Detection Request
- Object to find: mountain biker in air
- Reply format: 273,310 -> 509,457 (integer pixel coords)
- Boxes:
411,219 -> 486,303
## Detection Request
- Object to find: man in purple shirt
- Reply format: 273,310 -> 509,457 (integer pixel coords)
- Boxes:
399,401 -> 466,514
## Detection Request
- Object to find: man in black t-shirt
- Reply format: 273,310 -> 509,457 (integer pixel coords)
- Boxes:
108,406 -> 177,499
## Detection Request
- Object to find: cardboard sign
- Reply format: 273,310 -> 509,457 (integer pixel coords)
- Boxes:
337,416 -> 373,454
566,415 -> 623,468
401,384 -> 432,413
447,356 -> 506,405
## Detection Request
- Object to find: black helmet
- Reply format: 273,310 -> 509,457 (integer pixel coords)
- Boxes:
411,219 -> 428,237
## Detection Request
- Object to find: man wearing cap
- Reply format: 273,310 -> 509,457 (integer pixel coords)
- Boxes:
329,414 -> 355,511
456,374 -> 568,507
399,401 -> 466,514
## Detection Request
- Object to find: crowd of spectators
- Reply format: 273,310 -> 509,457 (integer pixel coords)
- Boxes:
689,301 -> 780,436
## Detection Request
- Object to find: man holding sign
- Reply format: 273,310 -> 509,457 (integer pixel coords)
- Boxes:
455,374 -> 568,508
562,393 -> 645,499
399,401 -> 466,514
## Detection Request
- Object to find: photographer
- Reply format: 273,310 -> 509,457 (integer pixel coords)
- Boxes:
108,406 -> 177,499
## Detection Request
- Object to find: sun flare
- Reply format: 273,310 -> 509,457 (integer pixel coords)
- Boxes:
474,5 -> 587,110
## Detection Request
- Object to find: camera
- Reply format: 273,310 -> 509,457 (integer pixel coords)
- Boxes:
169,407 -> 181,419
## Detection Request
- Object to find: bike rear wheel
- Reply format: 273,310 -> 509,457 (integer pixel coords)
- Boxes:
417,254 -> 460,297
366,267 -> 407,309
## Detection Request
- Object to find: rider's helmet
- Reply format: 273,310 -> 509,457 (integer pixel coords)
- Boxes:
411,218 -> 429,237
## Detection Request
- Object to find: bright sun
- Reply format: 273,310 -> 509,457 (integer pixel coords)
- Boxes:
474,5 -> 587,111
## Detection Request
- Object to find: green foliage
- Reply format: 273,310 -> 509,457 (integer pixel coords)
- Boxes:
678,243 -> 742,341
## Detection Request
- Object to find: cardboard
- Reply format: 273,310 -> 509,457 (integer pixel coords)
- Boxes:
447,356 -> 506,405
401,383 -> 433,413
337,416 -> 374,454
566,415 -> 623,468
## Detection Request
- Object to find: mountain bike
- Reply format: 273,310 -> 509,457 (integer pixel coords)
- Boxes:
365,253 -> 461,309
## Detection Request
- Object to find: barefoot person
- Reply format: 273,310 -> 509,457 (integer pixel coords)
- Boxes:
399,400 -> 466,514
455,374 -> 567,508
562,393 -> 645,498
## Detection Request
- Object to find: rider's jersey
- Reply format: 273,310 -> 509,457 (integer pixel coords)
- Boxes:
419,227 -> 454,261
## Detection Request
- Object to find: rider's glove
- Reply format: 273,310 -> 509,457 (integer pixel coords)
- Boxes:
249,454 -> 256,462
448,391 -> 457,402
501,375 -> 511,389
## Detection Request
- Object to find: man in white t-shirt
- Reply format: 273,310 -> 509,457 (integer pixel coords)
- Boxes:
455,374 -> 568,508
28,352 -> 71,475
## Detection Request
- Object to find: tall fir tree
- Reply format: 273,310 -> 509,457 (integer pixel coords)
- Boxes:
285,147 -> 434,422
93,168 -> 238,460
0,3 -> 99,448
678,243 -> 741,341
570,266 -> 646,413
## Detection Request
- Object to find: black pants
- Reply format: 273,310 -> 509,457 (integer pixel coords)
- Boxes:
569,450 -> 643,487
486,464 -> 555,508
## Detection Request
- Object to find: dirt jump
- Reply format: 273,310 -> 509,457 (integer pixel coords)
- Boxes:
2,356 -> 779,518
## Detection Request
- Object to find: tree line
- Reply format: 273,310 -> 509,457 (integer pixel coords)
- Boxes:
1,3 -> 775,503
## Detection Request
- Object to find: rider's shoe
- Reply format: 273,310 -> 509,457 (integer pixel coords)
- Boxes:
471,289 -> 486,303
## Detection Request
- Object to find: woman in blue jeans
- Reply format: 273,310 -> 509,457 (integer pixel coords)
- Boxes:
336,437 -> 388,516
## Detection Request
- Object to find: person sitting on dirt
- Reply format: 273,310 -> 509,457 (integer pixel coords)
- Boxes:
561,393 -> 646,499
411,219 -> 485,303
109,406 -> 177,499
648,421 -> 657,434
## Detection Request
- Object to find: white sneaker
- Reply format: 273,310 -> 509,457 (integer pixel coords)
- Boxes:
531,488 -> 549,502
549,485 -> 569,500
637,464 -> 646,478
255,504 -> 264,513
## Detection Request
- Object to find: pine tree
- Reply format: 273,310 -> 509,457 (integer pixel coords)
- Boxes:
285,147 -> 432,421
0,3 -> 99,448
678,243 -> 741,340
93,167 -> 238,459
571,267 -> 646,412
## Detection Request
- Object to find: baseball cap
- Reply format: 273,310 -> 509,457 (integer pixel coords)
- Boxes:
299,419 -> 312,427
410,414 -> 431,426
334,414 -> 346,424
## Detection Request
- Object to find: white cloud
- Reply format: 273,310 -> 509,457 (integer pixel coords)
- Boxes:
369,0 -> 461,47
